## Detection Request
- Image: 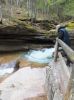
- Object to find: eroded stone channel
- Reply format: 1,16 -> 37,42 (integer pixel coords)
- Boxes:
0,48 -> 54,100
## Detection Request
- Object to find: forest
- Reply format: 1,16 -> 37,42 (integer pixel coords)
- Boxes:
0,0 -> 74,22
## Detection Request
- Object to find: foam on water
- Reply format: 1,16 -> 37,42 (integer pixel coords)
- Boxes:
0,48 -> 54,76
0,68 -> 14,76
0,60 -> 17,76
24,48 -> 55,63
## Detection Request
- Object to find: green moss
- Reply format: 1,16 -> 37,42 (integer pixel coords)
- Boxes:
44,29 -> 56,38
66,22 -> 74,29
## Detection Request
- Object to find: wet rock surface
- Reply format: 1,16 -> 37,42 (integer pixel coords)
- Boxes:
0,67 -> 47,100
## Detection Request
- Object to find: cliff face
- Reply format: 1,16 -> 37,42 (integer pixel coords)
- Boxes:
0,19 -> 56,51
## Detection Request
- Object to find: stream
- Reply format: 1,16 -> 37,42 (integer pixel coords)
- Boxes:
0,48 -> 54,76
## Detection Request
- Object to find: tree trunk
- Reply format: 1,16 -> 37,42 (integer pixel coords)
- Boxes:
0,5 -> 3,24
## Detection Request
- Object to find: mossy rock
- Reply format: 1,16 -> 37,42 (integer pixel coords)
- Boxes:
44,29 -> 56,38
66,21 -> 74,29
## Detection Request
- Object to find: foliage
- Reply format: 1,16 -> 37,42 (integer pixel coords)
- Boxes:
0,0 -> 74,22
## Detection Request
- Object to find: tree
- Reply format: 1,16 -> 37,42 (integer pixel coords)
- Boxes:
0,0 -> 3,24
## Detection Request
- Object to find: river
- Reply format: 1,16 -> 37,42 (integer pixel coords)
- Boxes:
0,48 -> 54,76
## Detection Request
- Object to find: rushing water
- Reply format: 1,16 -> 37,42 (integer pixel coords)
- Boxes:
0,60 -> 17,76
23,48 -> 55,63
0,48 -> 54,76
